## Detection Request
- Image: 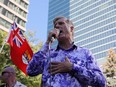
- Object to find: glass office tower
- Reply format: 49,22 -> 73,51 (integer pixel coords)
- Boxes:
0,0 -> 29,32
48,0 -> 70,32
48,0 -> 70,47
48,0 -> 116,64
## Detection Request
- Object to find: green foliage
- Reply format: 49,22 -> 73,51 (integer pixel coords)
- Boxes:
0,30 -> 11,84
24,29 -> 43,53
0,29 -> 43,87
0,30 -> 11,72
102,49 -> 116,87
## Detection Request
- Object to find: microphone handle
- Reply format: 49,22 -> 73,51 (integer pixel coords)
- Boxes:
50,29 -> 60,43
50,36 -> 55,43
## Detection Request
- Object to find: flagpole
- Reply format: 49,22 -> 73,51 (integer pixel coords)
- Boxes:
0,26 -> 12,53
0,30 -> 11,53
0,19 -> 17,53
0,40 -> 6,53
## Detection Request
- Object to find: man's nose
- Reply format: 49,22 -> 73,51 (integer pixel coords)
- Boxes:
55,23 -> 60,28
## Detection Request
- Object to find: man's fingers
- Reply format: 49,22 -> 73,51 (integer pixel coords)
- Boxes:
51,69 -> 60,75
49,67 -> 59,72
65,57 -> 70,62
48,64 -> 59,70
50,62 -> 60,65
48,60 -> 72,75
48,66 -> 60,75
48,63 -> 62,75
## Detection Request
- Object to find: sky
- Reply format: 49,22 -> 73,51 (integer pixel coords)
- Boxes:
26,0 -> 49,44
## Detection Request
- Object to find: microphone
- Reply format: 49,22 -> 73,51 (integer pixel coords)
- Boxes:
50,30 -> 61,43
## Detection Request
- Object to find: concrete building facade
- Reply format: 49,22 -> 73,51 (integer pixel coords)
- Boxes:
0,0 -> 29,32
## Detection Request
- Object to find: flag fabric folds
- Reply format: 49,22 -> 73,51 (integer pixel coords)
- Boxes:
7,22 -> 33,75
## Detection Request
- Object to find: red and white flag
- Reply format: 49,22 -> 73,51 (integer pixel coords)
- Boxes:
7,22 -> 33,75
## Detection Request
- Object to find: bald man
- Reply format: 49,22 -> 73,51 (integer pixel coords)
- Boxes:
0,66 -> 26,87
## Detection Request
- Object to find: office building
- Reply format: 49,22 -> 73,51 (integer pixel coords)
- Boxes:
48,0 -> 116,64
0,0 -> 29,32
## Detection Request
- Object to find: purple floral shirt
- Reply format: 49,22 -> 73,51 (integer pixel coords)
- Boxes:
26,43 -> 106,87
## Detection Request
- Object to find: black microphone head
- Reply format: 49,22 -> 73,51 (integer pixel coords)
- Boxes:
50,29 -> 61,43
52,34 -> 56,38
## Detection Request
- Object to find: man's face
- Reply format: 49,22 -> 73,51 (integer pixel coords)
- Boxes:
1,68 -> 15,83
54,18 -> 73,40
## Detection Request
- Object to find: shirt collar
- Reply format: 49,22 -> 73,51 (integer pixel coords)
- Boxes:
55,42 -> 77,51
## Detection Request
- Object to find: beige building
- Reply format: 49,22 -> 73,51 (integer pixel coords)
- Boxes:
0,0 -> 29,32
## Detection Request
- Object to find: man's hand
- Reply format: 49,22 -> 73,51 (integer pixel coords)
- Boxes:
46,29 -> 60,44
48,57 -> 73,75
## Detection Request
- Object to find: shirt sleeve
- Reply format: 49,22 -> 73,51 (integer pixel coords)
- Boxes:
72,49 -> 106,87
14,81 -> 27,87
26,43 -> 49,76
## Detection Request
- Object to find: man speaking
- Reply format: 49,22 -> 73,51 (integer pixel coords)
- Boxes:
26,16 -> 106,87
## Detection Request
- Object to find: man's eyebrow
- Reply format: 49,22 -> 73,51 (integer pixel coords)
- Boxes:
4,66 -> 10,69
55,22 -> 64,25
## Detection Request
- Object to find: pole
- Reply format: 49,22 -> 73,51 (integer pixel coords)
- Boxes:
0,39 -> 6,53
48,42 -> 52,87
0,28 -> 11,53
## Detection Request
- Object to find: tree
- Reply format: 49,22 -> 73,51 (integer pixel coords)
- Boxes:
24,29 -> 43,52
0,29 -> 43,87
102,49 -> 116,87
0,30 -> 11,71
0,30 -> 11,85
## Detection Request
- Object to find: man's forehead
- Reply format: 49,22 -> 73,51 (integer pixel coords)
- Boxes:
3,67 -> 15,73
55,18 -> 66,24
56,18 -> 65,22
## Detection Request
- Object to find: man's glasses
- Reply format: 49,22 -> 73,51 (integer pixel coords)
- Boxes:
54,22 -> 64,27
2,71 -> 13,75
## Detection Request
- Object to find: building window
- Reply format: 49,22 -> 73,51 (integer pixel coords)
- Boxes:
0,18 -> 6,26
0,6 -> 3,13
0,0 -> 4,3
7,12 -> 13,20
5,22 -> 11,29
24,3 -> 28,9
3,0 -> 9,5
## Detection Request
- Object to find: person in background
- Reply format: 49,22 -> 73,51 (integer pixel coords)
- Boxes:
0,66 -> 27,87
27,16 -> 106,87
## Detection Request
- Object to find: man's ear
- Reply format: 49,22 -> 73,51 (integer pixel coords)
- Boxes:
70,26 -> 74,32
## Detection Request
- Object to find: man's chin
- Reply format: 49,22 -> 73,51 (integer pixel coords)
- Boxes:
58,37 -> 65,41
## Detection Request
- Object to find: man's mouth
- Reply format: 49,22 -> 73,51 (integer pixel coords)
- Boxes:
59,30 -> 63,34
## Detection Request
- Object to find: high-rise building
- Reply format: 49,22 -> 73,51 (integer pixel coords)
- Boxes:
48,0 -> 70,47
0,0 -> 29,32
48,0 -> 116,64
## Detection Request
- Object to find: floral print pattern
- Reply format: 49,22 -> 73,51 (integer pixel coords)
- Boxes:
27,43 -> 106,87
